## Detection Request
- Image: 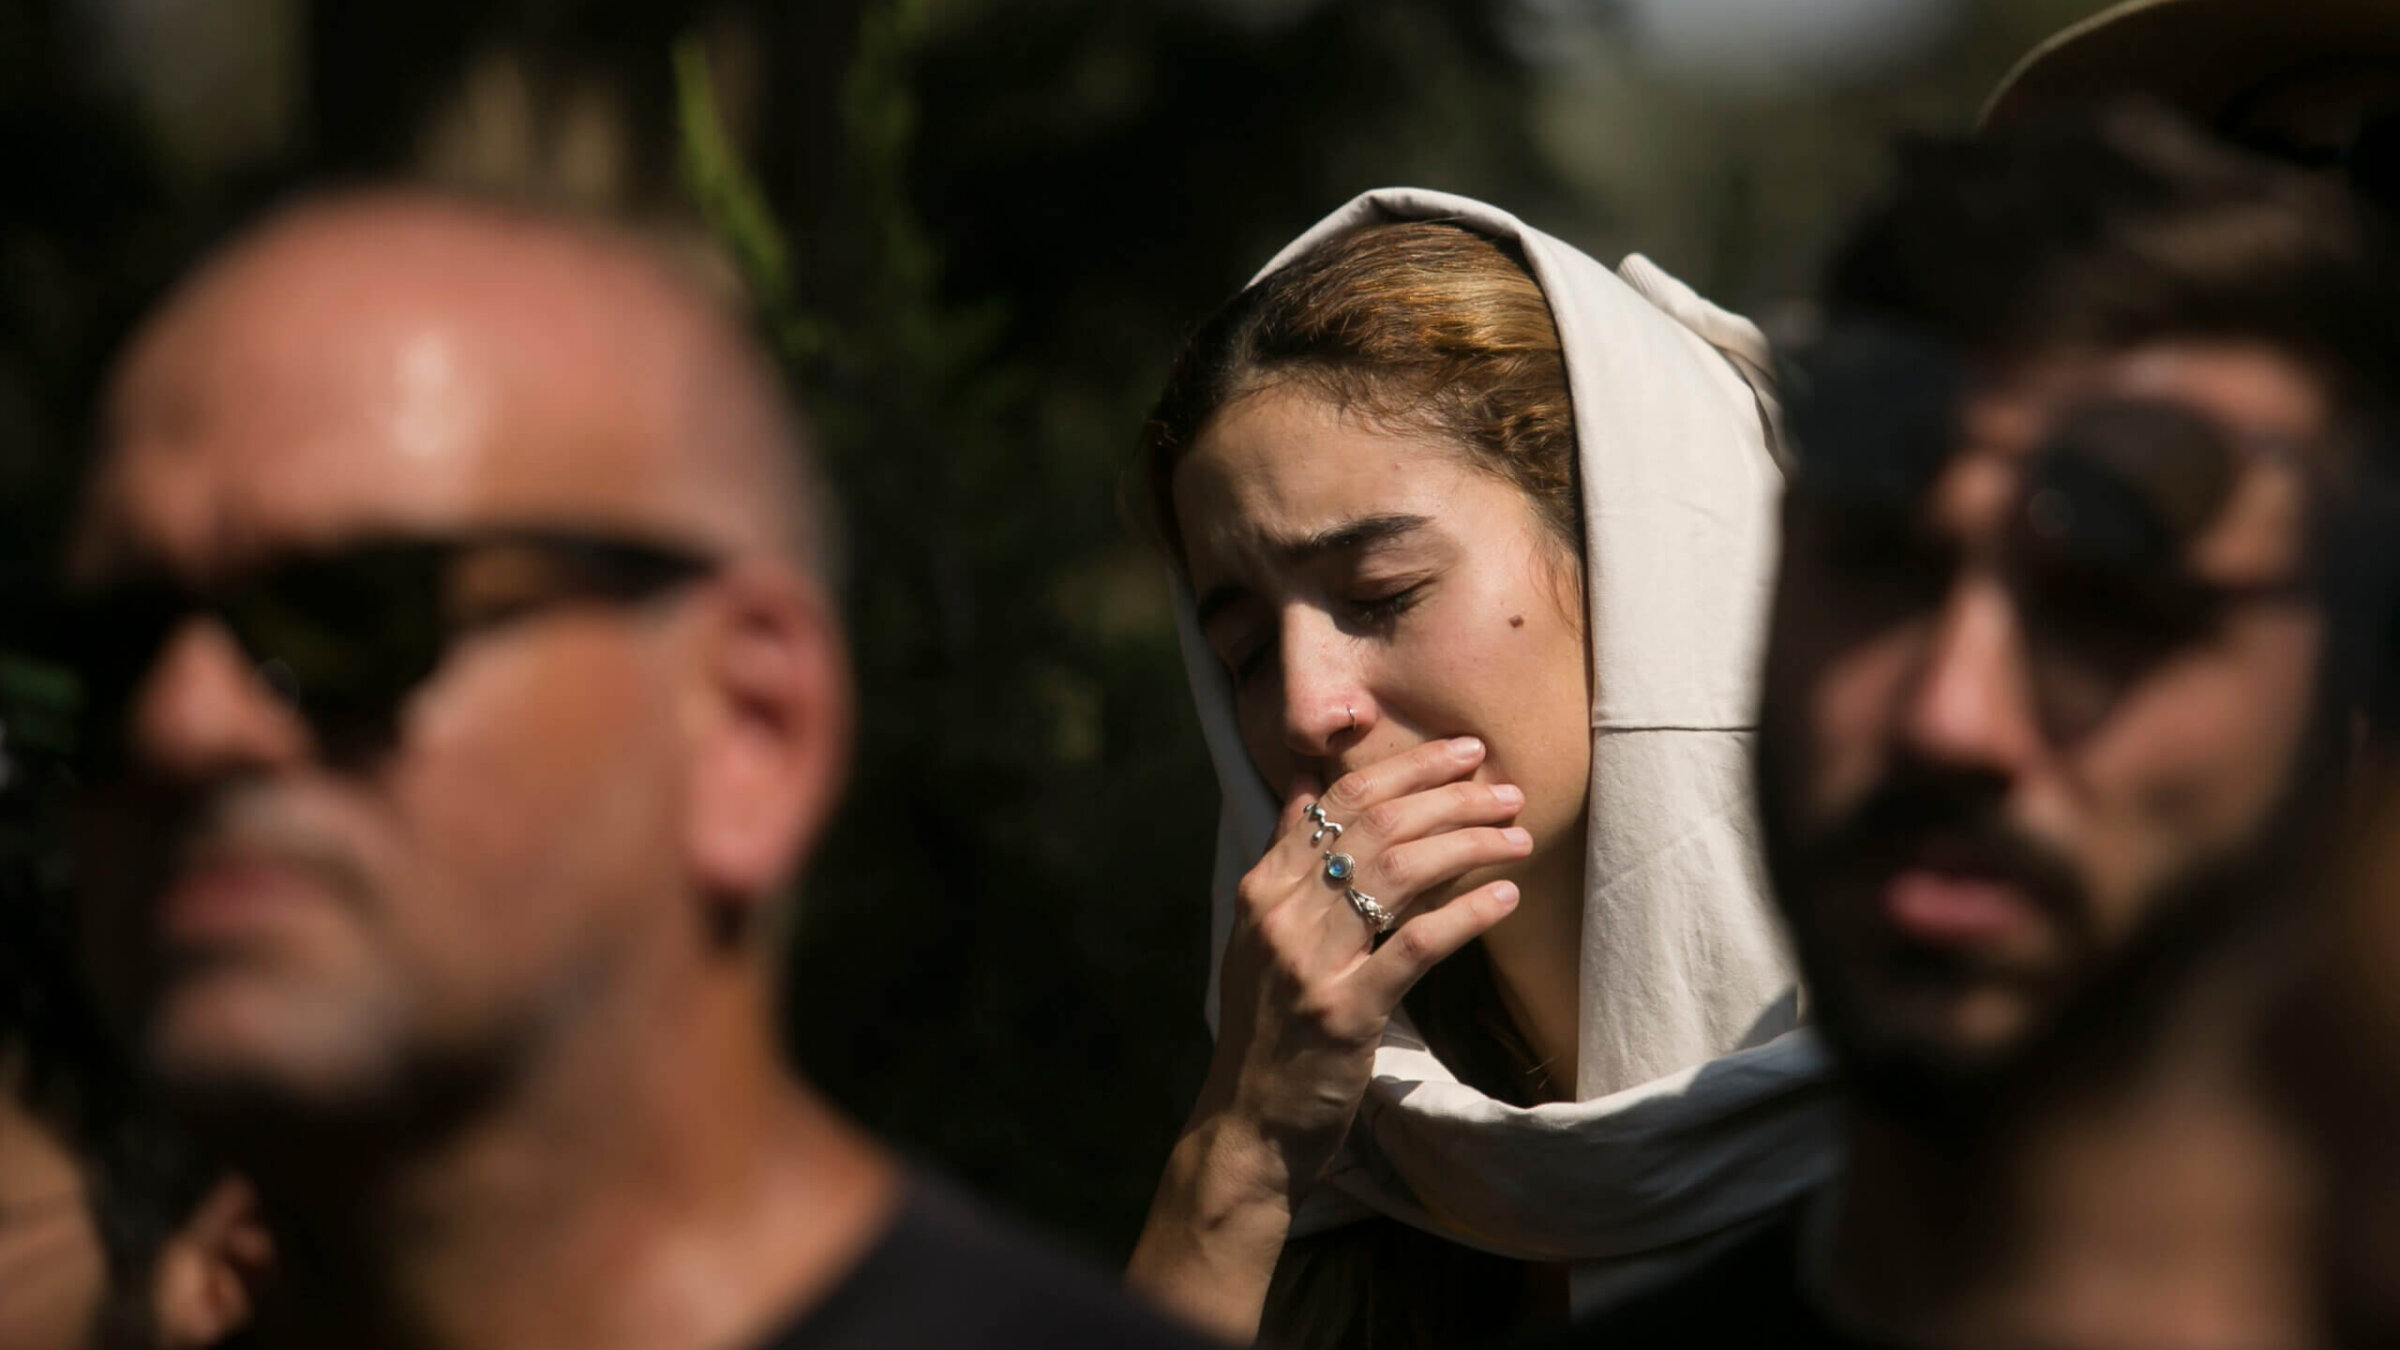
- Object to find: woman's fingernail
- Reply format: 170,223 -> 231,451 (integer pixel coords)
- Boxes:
1493,784 -> 1525,806
1502,827 -> 1533,848
1491,882 -> 1520,909
1450,736 -> 1484,760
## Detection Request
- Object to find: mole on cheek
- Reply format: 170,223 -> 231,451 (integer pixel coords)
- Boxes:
1508,614 -> 1525,629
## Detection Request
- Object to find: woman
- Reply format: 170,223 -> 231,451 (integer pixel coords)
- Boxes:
1124,189 -> 1835,1348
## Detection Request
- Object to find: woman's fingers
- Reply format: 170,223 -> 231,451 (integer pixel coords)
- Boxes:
1357,825 -> 1534,919
1315,736 -> 1487,826
1357,880 -> 1522,1008
1277,770 -> 1326,836
1339,779 -> 1525,858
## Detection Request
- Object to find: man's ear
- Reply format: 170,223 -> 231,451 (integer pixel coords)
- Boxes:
152,1176 -> 271,1350
684,564 -> 855,923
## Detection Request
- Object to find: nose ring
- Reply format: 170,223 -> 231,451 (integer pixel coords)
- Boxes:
1345,705 -> 1357,732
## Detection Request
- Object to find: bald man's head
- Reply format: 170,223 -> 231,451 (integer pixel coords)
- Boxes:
60,187 -> 854,1126
87,187 -> 839,584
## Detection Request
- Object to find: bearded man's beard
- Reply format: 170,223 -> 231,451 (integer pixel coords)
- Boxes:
1753,690 -> 2345,1147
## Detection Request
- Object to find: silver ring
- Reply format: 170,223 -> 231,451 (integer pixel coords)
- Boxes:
1303,800 -> 1344,845
1346,887 -> 1396,934
1323,852 -> 1357,883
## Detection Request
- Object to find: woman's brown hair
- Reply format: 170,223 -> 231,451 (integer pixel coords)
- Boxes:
1140,220 -> 1580,560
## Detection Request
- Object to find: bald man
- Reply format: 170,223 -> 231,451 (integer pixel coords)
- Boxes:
31,190 -> 1219,1350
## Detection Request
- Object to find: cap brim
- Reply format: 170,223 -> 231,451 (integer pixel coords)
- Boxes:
1983,0 -> 2400,130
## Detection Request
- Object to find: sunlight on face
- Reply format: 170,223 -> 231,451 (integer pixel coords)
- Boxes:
69,214 -> 698,1118
1174,385 -> 1592,902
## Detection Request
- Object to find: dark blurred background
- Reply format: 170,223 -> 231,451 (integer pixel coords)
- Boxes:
0,0 -> 2122,1263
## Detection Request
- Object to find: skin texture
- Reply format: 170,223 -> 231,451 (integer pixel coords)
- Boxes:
0,1086 -> 103,1350
1125,386 -> 1591,1342
0,1080 -> 270,1350
1763,343 -> 2324,1075
1758,341 -> 2334,1348
68,193 -> 889,1350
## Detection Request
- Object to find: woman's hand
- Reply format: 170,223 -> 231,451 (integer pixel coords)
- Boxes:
1127,735 -> 1530,1340
1206,734 -> 1532,1188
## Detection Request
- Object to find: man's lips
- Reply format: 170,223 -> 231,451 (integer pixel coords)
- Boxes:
1881,867 -> 2047,946
156,856 -> 330,945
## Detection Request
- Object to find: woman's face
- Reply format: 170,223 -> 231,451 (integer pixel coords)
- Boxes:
1175,384 -> 1593,898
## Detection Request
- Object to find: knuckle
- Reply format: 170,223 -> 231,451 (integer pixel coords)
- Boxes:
1273,954 -> 1316,990
1466,826 -> 1515,858
1290,988 -> 1344,1030
1230,911 -> 1278,955
1360,801 -> 1407,838
1388,924 -> 1440,966
1253,899 -> 1302,948
1323,773 -> 1369,813
1372,847 -> 1420,895
1235,874 -> 1279,920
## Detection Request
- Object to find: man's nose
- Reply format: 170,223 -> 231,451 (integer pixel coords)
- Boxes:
1897,577 -> 2042,777
129,620 -> 313,781
1276,610 -> 1373,760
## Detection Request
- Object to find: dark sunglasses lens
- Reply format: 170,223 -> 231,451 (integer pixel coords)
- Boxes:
225,550 -> 447,757
2015,402 -> 2245,739
2022,401 -> 2236,572
2348,107 -> 2400,212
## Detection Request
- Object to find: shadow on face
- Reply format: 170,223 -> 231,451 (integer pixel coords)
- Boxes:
57,196 -> 813,1134
2224,59 -> 2400,199
2296,775 -> 2400,1342
1175,385 -> 1593,897
1757,340 -> 2338,1109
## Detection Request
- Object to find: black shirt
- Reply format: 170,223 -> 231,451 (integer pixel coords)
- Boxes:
1529,1200 -> 1909,1350
753,1179 -> 1225,1350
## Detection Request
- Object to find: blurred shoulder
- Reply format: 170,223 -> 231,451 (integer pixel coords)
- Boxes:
1525,1202 -> 1853,1350
755,1174 -> 1226,1350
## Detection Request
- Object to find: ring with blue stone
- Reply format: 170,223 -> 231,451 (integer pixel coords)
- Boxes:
1322,852 -> 1357,884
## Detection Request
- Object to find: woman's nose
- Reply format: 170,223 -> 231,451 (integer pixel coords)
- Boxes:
1276,611 -> 1373,759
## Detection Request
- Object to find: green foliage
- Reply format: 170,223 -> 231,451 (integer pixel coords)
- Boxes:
671,2 -> 1219,1255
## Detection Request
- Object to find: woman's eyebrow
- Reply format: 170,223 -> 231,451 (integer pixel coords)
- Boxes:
1194,513 -> 1434,628
1278,513 -> 1433,564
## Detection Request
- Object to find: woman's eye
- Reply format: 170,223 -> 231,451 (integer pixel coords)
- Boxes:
1350,582 -> 1428,625
1226,633 -> 1275,684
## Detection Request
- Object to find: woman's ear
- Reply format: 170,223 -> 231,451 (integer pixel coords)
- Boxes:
683,564 -> 856,927
151,1176 -> 271,1350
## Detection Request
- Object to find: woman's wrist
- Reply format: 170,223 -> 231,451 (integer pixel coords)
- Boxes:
1125,1112 -> 1301,1341
1166,1107 -> 1304,1227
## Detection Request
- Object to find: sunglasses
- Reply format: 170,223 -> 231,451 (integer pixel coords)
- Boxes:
7,528 -> 718,770
1785,326 -> 2321,741
2226,101 -> 2400,214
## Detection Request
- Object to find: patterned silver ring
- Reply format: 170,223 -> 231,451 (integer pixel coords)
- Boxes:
1346,887 -> 1396,934
1303,800 -> 1345,845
